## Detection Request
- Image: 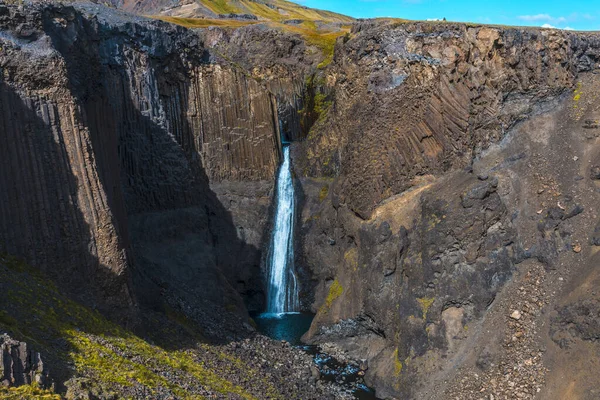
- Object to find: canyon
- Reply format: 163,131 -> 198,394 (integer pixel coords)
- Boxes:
1,0 -> 600,399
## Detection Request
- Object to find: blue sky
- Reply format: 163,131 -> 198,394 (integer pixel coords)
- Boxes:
299,0 -> 599,31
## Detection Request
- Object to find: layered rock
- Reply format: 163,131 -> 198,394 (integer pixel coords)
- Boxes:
297,20 -> 600,399
297,22 -> 600,218
0,3 -> 281,319
0,334 -> 50,389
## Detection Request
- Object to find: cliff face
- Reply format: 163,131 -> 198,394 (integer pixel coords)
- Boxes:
298,21 -> 600,218
3,2 -> 600,399
0,3 -> 280,319
298,20 -> 600,399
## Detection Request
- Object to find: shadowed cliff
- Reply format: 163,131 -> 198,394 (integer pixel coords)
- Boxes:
0,3 -> 281,331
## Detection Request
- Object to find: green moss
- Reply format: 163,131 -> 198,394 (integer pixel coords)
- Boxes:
318,185 -> 329,202
0,254 -> 261,399
392,348 -> 402,376
344,248 -> 358,271
0,310 -> 17,327
0,383 -> 61,399
573,81 -> 583,102
417,297 -> 435,320
320,279 -> 343,314
300,74 -> 332,139
225,304 -> 237,312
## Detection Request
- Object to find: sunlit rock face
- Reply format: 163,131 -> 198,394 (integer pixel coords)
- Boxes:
295,19 -> 600,399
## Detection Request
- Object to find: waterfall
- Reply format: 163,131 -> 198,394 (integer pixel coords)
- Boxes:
266,145 -> 299,314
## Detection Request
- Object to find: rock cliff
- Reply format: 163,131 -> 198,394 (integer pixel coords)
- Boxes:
0,3 -> 280,319
298,19 -> 600,399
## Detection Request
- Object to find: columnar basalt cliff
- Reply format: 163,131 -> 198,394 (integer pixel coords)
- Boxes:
297,20 -> 600,399
0,3 -> 281,319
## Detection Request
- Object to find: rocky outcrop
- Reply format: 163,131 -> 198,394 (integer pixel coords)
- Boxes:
297,19 -> 600,399
0,334 -> 50,389
297,21 -> 600,218
0,3 -> 280,319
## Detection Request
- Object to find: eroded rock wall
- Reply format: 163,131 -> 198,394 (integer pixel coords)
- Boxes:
298,22 -> 600,218
0,3 -> 280,318
297,20 -> 600,399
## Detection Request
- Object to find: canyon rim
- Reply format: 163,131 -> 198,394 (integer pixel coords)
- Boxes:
1,0 -> 600,399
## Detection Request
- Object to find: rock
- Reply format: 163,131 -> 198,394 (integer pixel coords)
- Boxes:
0,334 -> 50,389
510,310 -> 522,320
591,165 -> 600,180
461,178 -> 498,208
591,223 -> 600,246
359,359 -> 368,371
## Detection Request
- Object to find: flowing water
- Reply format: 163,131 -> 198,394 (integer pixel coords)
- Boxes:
266,145 -> 299,314
258,145 -> 379,399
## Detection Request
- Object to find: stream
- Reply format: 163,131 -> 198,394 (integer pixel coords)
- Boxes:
254,312 -> 379,400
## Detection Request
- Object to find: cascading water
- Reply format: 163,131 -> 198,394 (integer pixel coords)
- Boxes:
266,145 -> 299,314
255,145 -> 378,400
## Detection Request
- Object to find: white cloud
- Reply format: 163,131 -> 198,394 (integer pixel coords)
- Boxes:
541,23 -> 574,31
519,14 -> 567,24
520,14 -> 552,22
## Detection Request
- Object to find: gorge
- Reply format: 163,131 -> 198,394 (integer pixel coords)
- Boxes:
1,0 -> 600,399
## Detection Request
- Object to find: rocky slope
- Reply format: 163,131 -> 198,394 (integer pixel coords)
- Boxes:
297,19 -> 600,400
0,254 -> 349,399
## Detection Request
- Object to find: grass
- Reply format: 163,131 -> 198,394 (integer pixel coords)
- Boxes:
151,0 -> 352,69
0,254 -> 269,399
155,16 -> 256,28
0,384 -> 62,400
273,23 -> 346,67
199,0 -> 241,15
154,15 -> 347,67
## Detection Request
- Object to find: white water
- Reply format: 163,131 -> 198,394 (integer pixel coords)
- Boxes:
266,145 -> 299,314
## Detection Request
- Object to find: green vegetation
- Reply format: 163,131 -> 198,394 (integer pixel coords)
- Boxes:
392,348 -> 403,376
573,81 -> 583,102
344,248 -> 358,271
274,24 -> 346,68
200,0 -> 241,15
0,384 -> 62,399
155,16 -> 256,28
320,279 -> 343,314
0,254 -> 271,399
151,0 -> 352,70
300,74 -> 332,139
417,297 -> 435,320
319,185 -> 329,202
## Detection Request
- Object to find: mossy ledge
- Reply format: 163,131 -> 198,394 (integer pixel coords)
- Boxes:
0,254 -> 275,399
